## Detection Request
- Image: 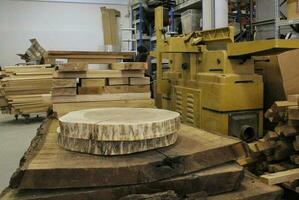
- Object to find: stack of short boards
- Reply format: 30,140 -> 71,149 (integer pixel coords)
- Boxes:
0,65 -> 53,115
52,62 -> 154,117
243,95 -> 299,194
0,108 -> 282,200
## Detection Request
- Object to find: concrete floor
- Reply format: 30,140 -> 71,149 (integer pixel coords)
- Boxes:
0,113 -> 44,192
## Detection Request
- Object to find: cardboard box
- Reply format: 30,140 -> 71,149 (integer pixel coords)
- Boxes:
288,0 -> 299,19
254,49 -> 299,111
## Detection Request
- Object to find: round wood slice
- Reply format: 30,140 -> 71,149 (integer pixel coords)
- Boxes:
57,128 -> 178,155
59,108 -> 181,141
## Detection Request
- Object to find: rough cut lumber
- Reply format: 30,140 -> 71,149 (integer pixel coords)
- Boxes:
53,70 -> 145,78
53,99 -> 155,117
130,77 -> 150,85
0,162 -> 243,200
10,118 -> 245,189
0,65 -> 53,115
111,62 -> 148,70
272,101 -> 297,112
108,77 -> 129,85
288,106 -> 299,120
52,79 -> 77,88
105,85 -> 150,93
51,88 -> 76,96
56,63 -> 88,72
288,94 -> 299,102
59,108 -> 180,141
78,86 -> 104,94
51,93 -> 151,103
43,51 -> 134,64
81,78 -> 105,87
260,168 -> 299,185
208,172 -> 283,200
274,121 -> 299,137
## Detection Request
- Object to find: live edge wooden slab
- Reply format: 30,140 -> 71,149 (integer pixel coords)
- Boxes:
0,163 -> 243,200
9,117 -> 247,189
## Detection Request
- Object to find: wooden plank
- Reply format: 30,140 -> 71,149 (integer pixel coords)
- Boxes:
11,118 -> 245,189
293,136 -> 299,151
0,163 -> 243,200
44,51 -> 134,64
260,168 -> 299,185
78,87 -> 104,94
130,77 -> 150,85
288,94 -> 299,102
57,63 -> 88,72
52,88 -> 76,96
108,77 -> 129,85
288,106 -> 299,120
51,93 -> 151,103
105,85 -> 150,93
111,62 -> 147,70
81,78 -> 106,87
53,99 -> 155,117
52,79 -> 77,88
274,122 -> 299,137
208,172 -> 283,200
53,70 -> 145,78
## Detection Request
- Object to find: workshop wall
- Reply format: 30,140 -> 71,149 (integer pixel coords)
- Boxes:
0,0 -> 130,66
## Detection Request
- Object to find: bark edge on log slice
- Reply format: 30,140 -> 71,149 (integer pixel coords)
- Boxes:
59,108 -> 181,141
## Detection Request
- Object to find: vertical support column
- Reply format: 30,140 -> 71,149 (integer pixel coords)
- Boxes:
154,6 -> 165,108
214,0 -> 228,28
274,0 -> 280,39
203,0 -> 228,30
202,0 -> 212,30
138,0 -> 143,47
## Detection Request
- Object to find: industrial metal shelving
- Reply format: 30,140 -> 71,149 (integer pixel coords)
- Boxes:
274,0 -> 299,38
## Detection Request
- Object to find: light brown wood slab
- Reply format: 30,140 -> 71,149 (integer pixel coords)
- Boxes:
78,87 -> 104,94
57,63 -> 88,72
105,85 -> 150,93
52,88 -> 76,96
53,70 -> 144,79
53,99 -> 155,117
52,79 -> 77,88
111,62 -> 147,70
260,168 -> 299,185
51,93 -> 151,103
108,77 -> 129,85
130,77 -> 150,85
81,78 -> 106,87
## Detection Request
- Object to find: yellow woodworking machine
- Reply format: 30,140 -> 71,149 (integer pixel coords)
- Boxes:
151,6 -> 299,141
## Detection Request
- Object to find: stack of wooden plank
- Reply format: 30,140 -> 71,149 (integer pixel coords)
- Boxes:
52,62 -> 153,117
0,115 -> 283,200
0,65 -> 53,115
242,94 -> 299,194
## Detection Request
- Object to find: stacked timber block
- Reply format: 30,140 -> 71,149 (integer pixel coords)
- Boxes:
0,65 -> 53,115
1,113 -> 282,200
243,95 -> 299,195
58,108 -> 180,155
52,62 -> 153,117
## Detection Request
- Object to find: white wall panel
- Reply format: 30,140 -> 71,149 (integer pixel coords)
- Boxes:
0,0 -> 130,65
